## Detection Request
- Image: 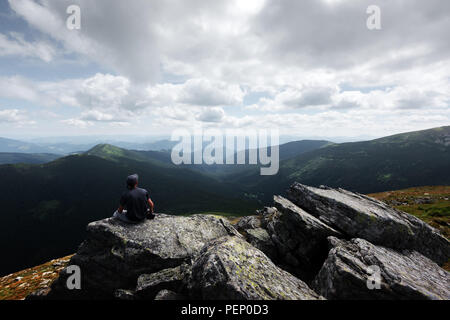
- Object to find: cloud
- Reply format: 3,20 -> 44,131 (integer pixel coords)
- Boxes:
75,73 -> 130,109
0,32 -> 57,62
179,79 -> 244,106
7,0 -> 229,83
0,76 -> 40,101
331,91 -> 366,110
0,108 -> 35,125
332,99 -> 362,110
395,89 -> 446,110
253,0 -> 450,71
245,85 -> 338,111
146,78 -> 245,107
79,110 -> 123,122
277,86 -> 335,109
196,107 -> 226,123
60,118 -> 92,128
0,73 -> 134,109
2,0 -> 449,137
9,0 -> 450,84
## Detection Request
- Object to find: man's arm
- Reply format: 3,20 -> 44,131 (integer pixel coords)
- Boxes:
148,198 -> 154,213
118,193 -> 126,214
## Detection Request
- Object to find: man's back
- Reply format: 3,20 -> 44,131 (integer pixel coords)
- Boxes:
120,187 -> 150,222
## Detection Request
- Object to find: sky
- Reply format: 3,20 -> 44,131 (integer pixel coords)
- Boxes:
0,0 -> 449,140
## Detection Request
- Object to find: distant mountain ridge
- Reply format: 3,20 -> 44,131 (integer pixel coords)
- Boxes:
0,153 -> 61,165
0,137 -> 177,155
0,137 -> 56,154
224,126 -> 450,201
0,125 -> 449,276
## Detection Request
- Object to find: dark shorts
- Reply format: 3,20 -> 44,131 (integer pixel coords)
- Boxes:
113,210 -> 140,224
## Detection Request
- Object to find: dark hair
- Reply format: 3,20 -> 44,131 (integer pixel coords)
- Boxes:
126,174 -> 139,190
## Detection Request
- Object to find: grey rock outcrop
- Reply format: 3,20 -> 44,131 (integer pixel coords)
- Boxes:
266,195 -> 342,280
236,196 -> 343,280
31,182 -> 450,301
186,236 -> 323,300
136,265 -> 185,299
235,214 -> 278,262
314,237 -> 450,300
114,289 -> 136,300
288,183 -> 450,265
154,289 -> 185,300
245,228 -> 278,261
235,215 -> 262,231
46,214 -> 240,299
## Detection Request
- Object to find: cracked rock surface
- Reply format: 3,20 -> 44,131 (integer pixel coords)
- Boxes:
314,237 -> 450,300
186,236 -> 323,300
288,183 -> 450,265
46,214 -> 240,299
32,182 -> 450,300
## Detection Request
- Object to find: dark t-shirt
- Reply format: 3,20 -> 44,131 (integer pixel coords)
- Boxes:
120,187 -> 150,221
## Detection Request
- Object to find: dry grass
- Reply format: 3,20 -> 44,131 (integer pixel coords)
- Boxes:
369,186 -> 450,271
0,255 -> 72,300
369,186 -> 450,239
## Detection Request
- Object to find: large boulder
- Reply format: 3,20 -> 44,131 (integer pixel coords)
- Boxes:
314,237 -> 450,300
235,215 -> 262,231
266,195 -> 343,280
244,228 -> 278,262
186,236 -> 323,300
288,183 -> 450,265
46,214 -> 240,299
135,265 -> 186,299
235,214 -> 278,262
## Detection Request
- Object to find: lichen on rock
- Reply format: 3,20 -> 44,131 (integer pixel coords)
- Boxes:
186,236 -> 323,300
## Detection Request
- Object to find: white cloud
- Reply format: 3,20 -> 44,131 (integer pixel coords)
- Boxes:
79,110 -> 121,122
60,118 -> 93,128
75,74 -> 130,108
0,76 -> 40,101
0,32 -> 56,62
179,79 -> 244,106
0,108 -> 35,126
1,0 -> 449,137
146,78 -> 245,107
0,73 -> 133,109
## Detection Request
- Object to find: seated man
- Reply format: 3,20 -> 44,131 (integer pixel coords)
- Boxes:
113,174 -> 155,224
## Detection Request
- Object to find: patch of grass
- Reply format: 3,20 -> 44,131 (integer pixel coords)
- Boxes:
369,186 -> 450,271
0,255 -> 72,300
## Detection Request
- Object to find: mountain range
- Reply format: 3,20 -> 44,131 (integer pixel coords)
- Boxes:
0,125 -> 448,276
0,136 -> 179,155
222,126 -> 450,202
0,153 -> 61,165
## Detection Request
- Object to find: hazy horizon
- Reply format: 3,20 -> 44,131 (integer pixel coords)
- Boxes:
0,131 -> 408,146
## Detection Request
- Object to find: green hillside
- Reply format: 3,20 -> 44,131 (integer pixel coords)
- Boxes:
179,139 -> 331,177
0,153 -> 61,165
230,126 -> 450,201
0,145 -> 258,276
369,186 -> 450,240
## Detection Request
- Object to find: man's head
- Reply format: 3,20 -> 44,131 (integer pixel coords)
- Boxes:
126,174 -> 139,190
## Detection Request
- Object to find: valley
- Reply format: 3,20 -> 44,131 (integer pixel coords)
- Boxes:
0,126 -> 448,276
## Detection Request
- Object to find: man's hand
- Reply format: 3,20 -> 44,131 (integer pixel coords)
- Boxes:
118,205 -> 124,214
148,198 -> 155,214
